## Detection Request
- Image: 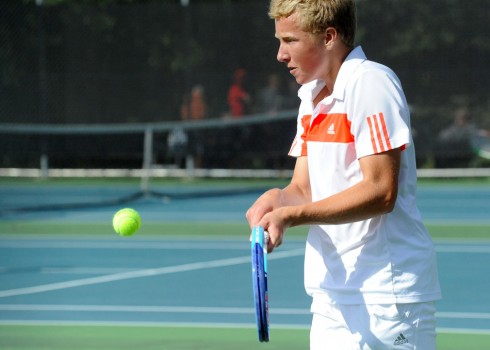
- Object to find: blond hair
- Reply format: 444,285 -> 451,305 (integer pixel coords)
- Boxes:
269,0 -> 356,47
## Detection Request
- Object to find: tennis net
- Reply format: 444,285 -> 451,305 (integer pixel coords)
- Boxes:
1,113 -> 489,215
1,110 -> 489,182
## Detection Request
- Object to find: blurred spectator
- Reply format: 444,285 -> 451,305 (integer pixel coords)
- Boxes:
167,127 -> 188,168
169,85 -> 208,168
180,85 -> 207,121
257,73 -> 283,115
435,107 -> 479,168
282,79 -> 300,110
227,68 -> 251,118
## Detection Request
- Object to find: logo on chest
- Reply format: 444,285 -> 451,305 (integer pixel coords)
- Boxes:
307,113 -> 354,143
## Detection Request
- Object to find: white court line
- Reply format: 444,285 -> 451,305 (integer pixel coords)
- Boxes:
0,319 -> 307,330
437,327 -> 490,335
0,304 -> 310,315
0,305 -> 254,314
435,245 -> 490,253
3,238 -> 489,252
0,248 -> 304,299
0,305 -> 488,320
40,267 -> 138,274
0,240 -> 251,250
437,312 -> 490,320
425,220 -> 490,226
0,320 -> 488,335
0,239 -> 306,251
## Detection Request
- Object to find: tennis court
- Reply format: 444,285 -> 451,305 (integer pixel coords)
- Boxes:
0,178 -> 489,349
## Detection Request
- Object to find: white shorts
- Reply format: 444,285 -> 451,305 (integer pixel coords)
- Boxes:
310,301 -> 437,350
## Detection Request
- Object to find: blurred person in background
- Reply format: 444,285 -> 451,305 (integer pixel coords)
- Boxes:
227,68 -> 251,118
257,73 -> 283,115
246,0 -> 441,349
435,106 -> 488,168
171,85 -> 208,168
180,84 -> 207,121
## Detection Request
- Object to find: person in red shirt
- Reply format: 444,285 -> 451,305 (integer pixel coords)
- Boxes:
227,68 -> 251,118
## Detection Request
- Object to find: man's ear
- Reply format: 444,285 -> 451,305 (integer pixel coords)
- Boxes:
324,27 -> 338,47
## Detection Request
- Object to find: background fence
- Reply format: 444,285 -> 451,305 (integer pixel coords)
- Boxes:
1,0 -> 489,174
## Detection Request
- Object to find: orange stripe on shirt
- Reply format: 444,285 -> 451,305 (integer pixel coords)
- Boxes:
367,116 -> 379,153
378,112 -> 393,150
372,114 -> 386,152
367,113 -> 394,153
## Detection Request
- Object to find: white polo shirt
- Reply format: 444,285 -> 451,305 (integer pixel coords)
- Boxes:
289,46 -> 441,306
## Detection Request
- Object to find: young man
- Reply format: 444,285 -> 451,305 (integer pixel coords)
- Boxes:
246,0 -> 441,349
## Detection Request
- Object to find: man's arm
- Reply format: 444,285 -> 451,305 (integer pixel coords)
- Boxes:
246,156 -> 311,250
258,148 -> 401,251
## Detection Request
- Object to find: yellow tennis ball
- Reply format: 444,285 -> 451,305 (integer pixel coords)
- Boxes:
113,208 -> 141,237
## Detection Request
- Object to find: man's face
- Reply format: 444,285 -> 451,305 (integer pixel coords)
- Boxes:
274,13 -> 326,85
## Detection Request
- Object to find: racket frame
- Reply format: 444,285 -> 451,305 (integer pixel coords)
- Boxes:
251,226 -> 269,342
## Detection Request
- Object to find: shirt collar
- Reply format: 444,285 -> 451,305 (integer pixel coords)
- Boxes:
331,46 -> 366,101
297,46 -> 366,103
297,79 -> 325,102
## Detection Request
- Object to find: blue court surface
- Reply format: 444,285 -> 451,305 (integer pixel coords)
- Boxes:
0,182 -> 489,335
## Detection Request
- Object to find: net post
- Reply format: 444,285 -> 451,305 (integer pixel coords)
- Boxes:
185,154 -> 195,179
40,154 -> 49,179
141,126 -> 153,194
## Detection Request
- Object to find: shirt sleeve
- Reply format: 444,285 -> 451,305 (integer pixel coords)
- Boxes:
348,67 -> 411,159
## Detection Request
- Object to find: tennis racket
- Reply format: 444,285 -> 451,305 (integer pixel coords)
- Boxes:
251,226 -> 269,342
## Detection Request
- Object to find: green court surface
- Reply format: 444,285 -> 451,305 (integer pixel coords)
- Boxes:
0,326 -> 489,350
0,221 -> 489,241
0,177 -> 489,349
